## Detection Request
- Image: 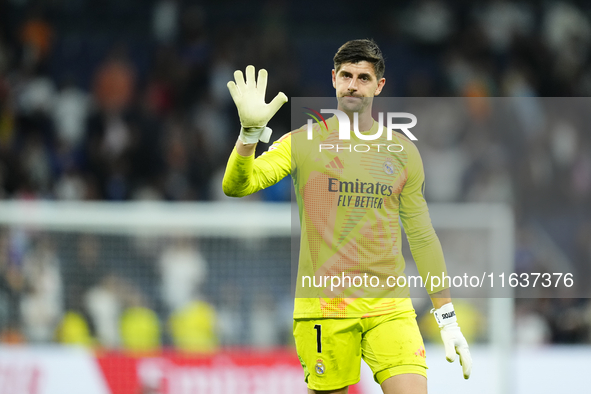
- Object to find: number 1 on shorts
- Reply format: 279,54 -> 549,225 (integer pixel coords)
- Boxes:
314,324 -> 322,353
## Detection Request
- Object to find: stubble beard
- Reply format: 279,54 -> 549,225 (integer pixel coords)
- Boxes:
337,95 -> 372,115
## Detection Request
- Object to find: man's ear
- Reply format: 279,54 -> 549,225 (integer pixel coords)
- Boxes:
332,69 -> 336,89
374,77 -> 386,96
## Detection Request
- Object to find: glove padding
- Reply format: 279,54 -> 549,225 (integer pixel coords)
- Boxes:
227,65 -> 288,144
432,303 -> 472,379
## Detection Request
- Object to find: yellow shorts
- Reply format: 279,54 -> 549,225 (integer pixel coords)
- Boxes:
293,308 -> 427,391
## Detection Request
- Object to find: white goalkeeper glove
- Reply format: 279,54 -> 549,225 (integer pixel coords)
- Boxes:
431,302 -> 472,379
227,65 -> 288,145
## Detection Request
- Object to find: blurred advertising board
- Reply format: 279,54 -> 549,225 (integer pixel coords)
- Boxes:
0,346 -> 364,394
96,349 -> 314,394
0,346 -> 110,394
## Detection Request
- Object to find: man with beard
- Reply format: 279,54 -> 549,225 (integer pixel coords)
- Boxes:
223,39 -> 471,394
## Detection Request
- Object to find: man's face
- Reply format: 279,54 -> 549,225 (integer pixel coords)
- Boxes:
332,61 -> 386,113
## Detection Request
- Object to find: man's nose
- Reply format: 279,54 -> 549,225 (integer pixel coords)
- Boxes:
348,77 -> 358,91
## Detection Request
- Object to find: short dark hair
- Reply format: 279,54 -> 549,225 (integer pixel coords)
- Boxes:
333,39 -> 385,80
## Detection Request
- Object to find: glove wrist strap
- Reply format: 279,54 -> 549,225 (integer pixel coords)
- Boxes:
431,302 -> 457,327
239,126 -> 273,144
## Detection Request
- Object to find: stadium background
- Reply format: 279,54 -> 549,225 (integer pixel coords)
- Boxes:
0,0 -> 590,393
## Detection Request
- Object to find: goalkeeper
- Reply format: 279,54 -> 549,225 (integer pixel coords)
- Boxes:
223,39 -> 471,394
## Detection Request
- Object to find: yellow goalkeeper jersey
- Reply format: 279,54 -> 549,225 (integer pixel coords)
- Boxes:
223,116 -> 448,319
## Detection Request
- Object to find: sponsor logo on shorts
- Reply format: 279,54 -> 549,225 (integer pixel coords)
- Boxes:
315,359 -> 326,375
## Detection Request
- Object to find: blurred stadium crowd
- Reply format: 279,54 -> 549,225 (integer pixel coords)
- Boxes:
1,0 -> 591,350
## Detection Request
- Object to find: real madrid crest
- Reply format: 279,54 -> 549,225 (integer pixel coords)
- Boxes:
383,158 -> 394,175
315,359 -> 326,375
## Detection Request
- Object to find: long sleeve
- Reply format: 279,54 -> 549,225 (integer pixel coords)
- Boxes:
222,133 -> 292,197
399,142 -> 448,294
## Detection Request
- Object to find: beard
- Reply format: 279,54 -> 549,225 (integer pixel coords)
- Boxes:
337,95 -> 372,113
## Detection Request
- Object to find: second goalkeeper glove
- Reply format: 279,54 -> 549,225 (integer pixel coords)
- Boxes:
432,302 -> 472,379
227,65 -> 288,144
